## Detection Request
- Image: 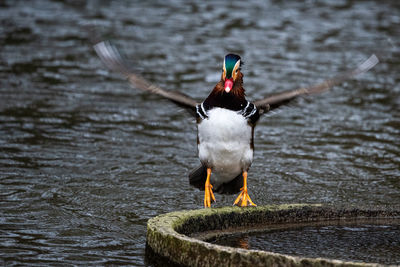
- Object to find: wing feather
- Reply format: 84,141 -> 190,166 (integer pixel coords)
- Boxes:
94,41 -> 198,114
254,54 -> 379,114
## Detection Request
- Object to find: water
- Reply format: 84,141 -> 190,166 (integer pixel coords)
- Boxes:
212,222 -> 400,265
0,0 -> 399,265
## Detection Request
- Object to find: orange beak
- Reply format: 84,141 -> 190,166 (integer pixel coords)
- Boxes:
224,78 -> 233,93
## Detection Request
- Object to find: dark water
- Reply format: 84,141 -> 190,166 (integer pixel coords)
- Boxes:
212,222 -> 400,265
0,0 -> 399,266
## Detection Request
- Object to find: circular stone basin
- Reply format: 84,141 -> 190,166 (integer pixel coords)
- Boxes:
146,204 -> 400,266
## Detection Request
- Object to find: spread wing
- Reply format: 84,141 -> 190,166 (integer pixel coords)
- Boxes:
94,41 -> 198,115
254,54 -> 379,114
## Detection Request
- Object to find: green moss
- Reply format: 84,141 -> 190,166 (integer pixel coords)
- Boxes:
146,204 -> 396,267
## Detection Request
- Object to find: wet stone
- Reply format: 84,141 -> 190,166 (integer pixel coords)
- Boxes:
146,204 -> 400,267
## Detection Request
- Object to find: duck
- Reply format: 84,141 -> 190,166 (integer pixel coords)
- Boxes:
192,53 -> 260,207
94,41 -> 378,208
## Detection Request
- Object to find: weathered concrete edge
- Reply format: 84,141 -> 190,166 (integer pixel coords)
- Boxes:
146,204 -> 394,267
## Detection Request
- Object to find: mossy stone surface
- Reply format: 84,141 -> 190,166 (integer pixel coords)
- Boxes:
146,204 -> 399,267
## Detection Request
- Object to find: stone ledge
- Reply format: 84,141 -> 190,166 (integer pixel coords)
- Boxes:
146,204 -> 400,267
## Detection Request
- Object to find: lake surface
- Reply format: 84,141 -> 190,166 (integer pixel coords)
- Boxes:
0,0 -> 399,266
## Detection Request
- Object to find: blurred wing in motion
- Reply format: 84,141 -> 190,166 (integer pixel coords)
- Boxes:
94,41 -> 199,114
254,54 -> 379,114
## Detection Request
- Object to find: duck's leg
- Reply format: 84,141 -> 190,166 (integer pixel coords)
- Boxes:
204,168 -> 216,208
233,171 -> 256,207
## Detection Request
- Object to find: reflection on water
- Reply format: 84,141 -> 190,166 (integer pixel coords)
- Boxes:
212,223 -> 400,265
238,236 -> 250,250
0,0 -> 399,265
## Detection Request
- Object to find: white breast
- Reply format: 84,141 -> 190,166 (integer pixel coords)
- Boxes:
197,108 -> 253,186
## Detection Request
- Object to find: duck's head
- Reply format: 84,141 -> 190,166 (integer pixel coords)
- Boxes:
222,53 -> 242,93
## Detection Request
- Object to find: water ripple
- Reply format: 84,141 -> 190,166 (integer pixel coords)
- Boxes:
1,0 -> 399,266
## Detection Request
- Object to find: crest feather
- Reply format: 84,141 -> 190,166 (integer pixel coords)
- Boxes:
223,54 -> 241,79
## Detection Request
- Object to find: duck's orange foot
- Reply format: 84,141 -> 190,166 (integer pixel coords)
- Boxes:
233,187 -> 256,207
204,183 -> 216,208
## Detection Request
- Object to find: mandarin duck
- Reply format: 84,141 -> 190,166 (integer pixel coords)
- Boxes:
94,41 -> 378,208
